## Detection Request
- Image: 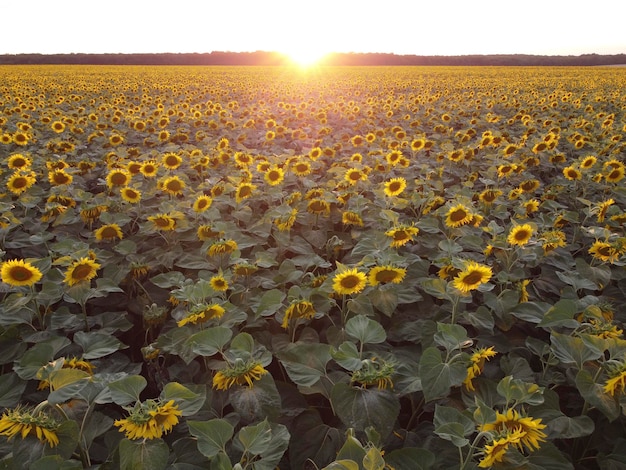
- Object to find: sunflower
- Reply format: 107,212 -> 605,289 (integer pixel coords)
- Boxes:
351,358 -> 395,390
264,165 -> 285,186
605,166 -> 625,183
478,189 -> 502,205
463,346 -> 497,391
445,204 -> 473,228
265,130 -> 276,141
385,224 -> 419,248
7,153 -> 31,170
603,362 -> 626,396
595,198 -> 614,223
385,150 -> 403,166
94,223 -> 123,242
507,224 -> 534,246
344,168 -> 367,185
589,240 -> 621,263
162,152 -> 183,170
342,210 -> 364,227
282,300 -> 316,329
332,268 -> 367,295
114,399 -> 181,440
147,213 -> 177,231
478,429 -> 527,468
452,261 -> 493,294
106,168 -> 131,189
120,186 -> 142,204
292,160 -> 312,177
518,179 -> 540,193
139,160 -> 159,178
563,166 -> 582,181
383,177 -> 407,197
308,147 -> 322,161
1,258 -> 43,287
368,266 -> 407,286
479,408 -> 547,453
193,195 -> 213,213
580,155 -> 597,170
213,360 -> 268,390
197,224 -> 223,241
411,138 -> 426,152
48,169 -> 73,186
235,182 -> 256,204
51,121 -> 65,133
63,257 -> 100,287
207,239 -> 238,257
307,199 -> 331,215
502,143 -> 518,156
0,406 -> 60,447
177,303 -> 225,327
7,171 -> 36,195
274,208 -> 299,232
497,163 -> 517,178
161,175 -> 186,196
12,131 -> 29,146
210,273 -> 229,292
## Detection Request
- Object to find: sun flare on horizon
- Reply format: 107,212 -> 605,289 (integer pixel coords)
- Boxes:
281,44 -> 331,67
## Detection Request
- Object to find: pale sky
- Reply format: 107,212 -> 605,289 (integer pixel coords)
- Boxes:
1,0 -> 624,57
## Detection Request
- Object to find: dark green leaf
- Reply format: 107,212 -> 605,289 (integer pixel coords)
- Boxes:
119,438 -> 169,470
345,315 -> 386,345
0,372 -> 27,407
108,375 -> 147,406
419,346 -> 467,402
73,331 -> 126,359
188,327 -> 232,357
278,343 -> 331,387
188,419 -> 234,458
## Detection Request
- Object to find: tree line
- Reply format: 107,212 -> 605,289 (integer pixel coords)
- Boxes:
1,51 -> 625,66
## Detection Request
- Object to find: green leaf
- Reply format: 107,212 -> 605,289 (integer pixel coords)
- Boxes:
236,419 -> 272,455
384,448 -> 435,470
496,376 -> 544,406
47,369 -> 91,405
230,374 -> 281,422
510,301 -> 552,324
363,447 -> 385,470
160,382 -> 206,416
330,383 -> 400,439
335,431 -> 366,464
322,461 -> 360,470
150,271 -> 186,288
575,369 -> 621,422
108,375 -> 147,406
31,455 -> 83,469
538,299 -> 580,328
433,322 -> 469,351
420,278 -> 453,301
345,315 -> 386,345
547,415 -> 594,439
331,342 -> 363,372
433,405 -> 474,447
73,331 -> 126,359
188,326 -> 232,357
419,346 -> 467,402
253,289 -> 286,318
230,332 -> 255,353
368,287 -> 398,317
188,419 -> 234,458
278,343 -> 332,387
288,418 -> 342,469
252,422 -> 290,470
119,438 -> 169,470
550,332 -> 603,369
0,372 -> 27,407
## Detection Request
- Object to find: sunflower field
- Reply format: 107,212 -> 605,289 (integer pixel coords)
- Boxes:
1,64 -> 626,469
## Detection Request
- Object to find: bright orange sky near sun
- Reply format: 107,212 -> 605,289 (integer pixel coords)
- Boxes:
1,0 -> 624,59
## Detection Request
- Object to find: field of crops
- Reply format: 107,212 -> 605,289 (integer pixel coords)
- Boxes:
1,64 -> 626,469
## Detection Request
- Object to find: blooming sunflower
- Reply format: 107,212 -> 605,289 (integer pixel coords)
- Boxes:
161,175 -> 186,196
162,152 -> 183,170
580,155 -> 597,170
213,359 -> 268,390
344,168 -> 367,185
452,261 -> 493,294
563,166 -> 582,181
210,273 -> 229,292
94,223 -> 123,242
332,268 -> 367,295
463,346 -> 497,391
368,265 -> 407,286
342,211 -> 364,227
120,187 -> 142,204
478,189 -> 502,205
207,239 -> 238,257
292,160 -> 312,177
48,169 -> 73,186
147,213 -> 177,231
507,224 -> 534,246
7,153 -> 31,170
1,258 -> 43,287
307,199 -> 331,215
383,177 -> 407,197
479,408 -> 547,453
193,195 -> 213,213
0,406 -> 59,447
235,182 -> 256,204
264,165 -> 285,186
114,399 -> 182,440
7,171 -> 36,195
197,225 -> 223,241
64,257 -> 101,286
106,169 -> 131,189
445,204 -> 473,228
595,198 -> 614,223
385,224 -> 419,248
589,240 -> 622,263
139,160 -> 159,178
478,428 -> 527,468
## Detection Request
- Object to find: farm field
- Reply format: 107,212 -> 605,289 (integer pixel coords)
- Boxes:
1,64 -> 626,469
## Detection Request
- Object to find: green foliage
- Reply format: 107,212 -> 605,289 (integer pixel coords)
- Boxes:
1,65 -> 626,469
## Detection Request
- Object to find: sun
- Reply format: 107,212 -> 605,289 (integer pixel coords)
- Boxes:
282,45 -> 330,68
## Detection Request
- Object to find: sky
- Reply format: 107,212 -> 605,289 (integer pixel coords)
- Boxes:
1,0 -> 624,59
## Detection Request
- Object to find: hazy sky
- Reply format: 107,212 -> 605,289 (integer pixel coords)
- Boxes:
2,0 -> 624,57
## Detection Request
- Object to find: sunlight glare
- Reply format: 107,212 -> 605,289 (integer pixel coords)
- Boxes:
283,44 -> 330,67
